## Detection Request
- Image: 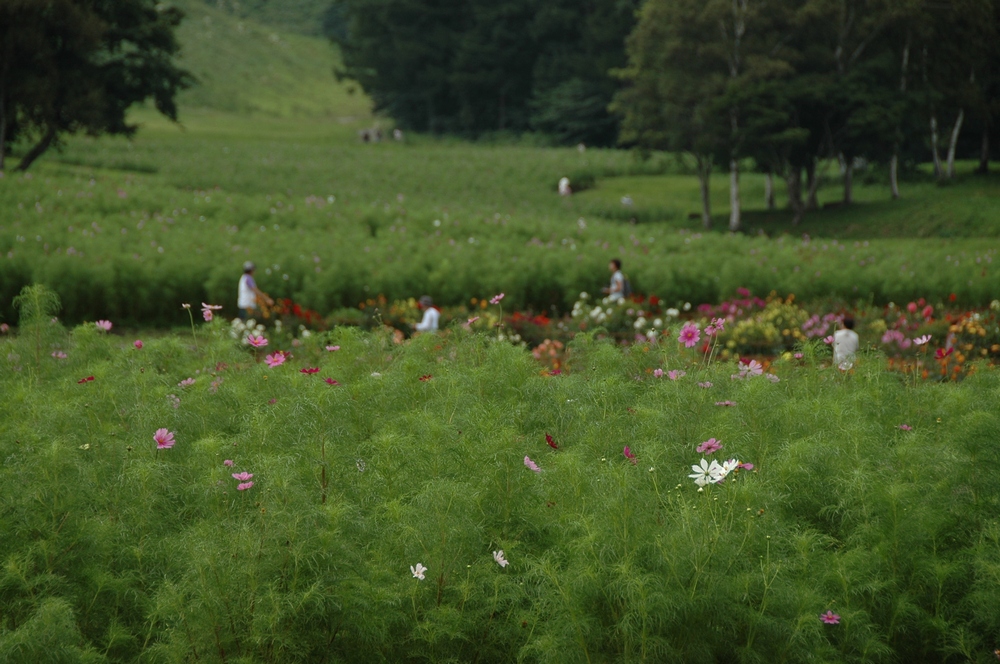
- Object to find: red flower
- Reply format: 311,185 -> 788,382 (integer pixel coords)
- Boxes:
949,293 -> 957,302
324,378 -> 340,386
936,348 -> 953,360
77,376 -> 95,384
545,433 -> 558,450
419,374 -> 432,382
300,367 -> 320,374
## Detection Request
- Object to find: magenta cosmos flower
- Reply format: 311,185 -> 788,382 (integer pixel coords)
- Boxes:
95,320 -> 112,331
623,446 -> 637,465
653,368 -> 664,378
898,424 -> 912,431
300,367 -> 320,374
264,352 -> 286,368
224,459 -> 234,467
820,611 -> 840,625
678,323 -> 700,348
715,401 -> 736,407
697,381 -> 713,388
237,481 -> 254,491
51,351 -> 67,359
232,472 -> 253,481
325,345 -> 340,351
667,370 -> 686,380
133,340 -> 143,349
696,438 -> 722,454
246,334 -> 268,348
154,428 -> 176,449
489,293 -> 505,305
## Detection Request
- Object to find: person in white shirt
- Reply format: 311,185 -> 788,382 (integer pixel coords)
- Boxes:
237,261 -> 273,318
833,317 -> 860,370
414,295 -> 440,332
602,258 -> 625,302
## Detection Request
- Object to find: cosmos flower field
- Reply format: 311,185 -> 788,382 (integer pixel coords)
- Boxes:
2,288 -> 999,662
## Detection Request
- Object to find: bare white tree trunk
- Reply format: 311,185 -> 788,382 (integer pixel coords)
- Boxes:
946,109 -> 965,179
765,172 -> 775,209
930,114 -> 943,178
729,159 -> 741,231
890,154 -> 900,199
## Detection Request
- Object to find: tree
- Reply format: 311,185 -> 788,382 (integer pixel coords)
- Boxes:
0,0 -> 190,172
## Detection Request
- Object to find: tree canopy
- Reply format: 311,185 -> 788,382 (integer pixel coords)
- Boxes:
331,0 -> 640,145
0,0 -> 192,171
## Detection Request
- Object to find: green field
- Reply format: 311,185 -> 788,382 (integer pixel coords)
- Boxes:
2,299 -> 1000,661
2,0 -> 999,326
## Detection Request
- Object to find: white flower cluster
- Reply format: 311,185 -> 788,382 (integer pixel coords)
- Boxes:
231,318 -> 266,344
688,458 -> 739,487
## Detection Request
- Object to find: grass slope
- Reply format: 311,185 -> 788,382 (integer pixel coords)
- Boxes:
169,0 -> 370,118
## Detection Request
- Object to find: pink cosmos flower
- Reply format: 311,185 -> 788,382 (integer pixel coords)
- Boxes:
467,316 -> 480,325
134,340 -> 143,349
300,367 -> 320,374
667,370 -> 686,380
489,293 -> 505,305
264,352 -> 286,368
0,323 -> 9,333
232,472 -> 253,481
794,353 -> 803,359
697,381 -> 713,388
823,335 -> 834,344
51,351 -> 67,359
326,345 -> 340,351
738,462 -> 754,470
224,459 -> 234,466
623,446 -> 637,465
95,320 -> 112,331
178,377 -> 195,388
914,334 -> 932,346
524,456 -> 541,473
907,302 -> 918,313
678,323 -> 701,348
715,401 -> 736,407
746,360 -> 763,376
493,550 -> 509,568
325,378 -> 340,385
765,373 -> 780,383
237,481 -> 254,491
922,305 -> 933,318
246,335 -> 268,348
653,368 -> 664,378
696,438 -> 722,454
898,424 -> 912,431
820,611 -> 840,625
154,428 -> 176,449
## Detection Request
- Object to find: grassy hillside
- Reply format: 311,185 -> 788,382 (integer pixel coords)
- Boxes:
169,0 -> 369,119
202,0 -> 332,36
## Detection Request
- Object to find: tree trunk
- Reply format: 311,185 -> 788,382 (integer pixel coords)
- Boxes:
930,114 -> 943,178
0,80 -> 6,172
696,154 -> 711,229
977,126 -> 990,174
765,172 -> 775,209
945,109 -> 964,179
805,160 -> 820,210
890,152 -> 900,199
786,168 -> 805,225
728,158 -> 741,232
16,127 -> 57,172
843,160 -> 853,204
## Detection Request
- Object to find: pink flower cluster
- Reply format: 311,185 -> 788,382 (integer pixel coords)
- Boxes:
232,471 -> 254,491
201,303 -> 223,321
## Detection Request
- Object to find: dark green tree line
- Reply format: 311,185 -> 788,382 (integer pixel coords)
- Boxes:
0,0 -> 191,172
331,0 -> 640,144
615,0 -> 1000,228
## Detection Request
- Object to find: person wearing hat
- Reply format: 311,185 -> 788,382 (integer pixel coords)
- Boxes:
413,295 -> 440,332
238,261 -> 273,318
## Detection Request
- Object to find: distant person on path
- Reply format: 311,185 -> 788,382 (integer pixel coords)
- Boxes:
238,261 -> 273,319
602,259 -> 626,302
833,316 -> 860,370
413,295 -> 440,332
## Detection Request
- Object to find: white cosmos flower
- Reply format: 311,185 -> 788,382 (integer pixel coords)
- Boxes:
493,550 -> 509,568
666,308 -> 679,318
720,459 -> 739,476
410,563 -> 427,580
689,458 -> 725,487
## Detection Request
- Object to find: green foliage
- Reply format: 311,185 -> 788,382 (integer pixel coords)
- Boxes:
0,0 -> 192,171
2,320 -> 1000,660
334,0 -> 638,143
